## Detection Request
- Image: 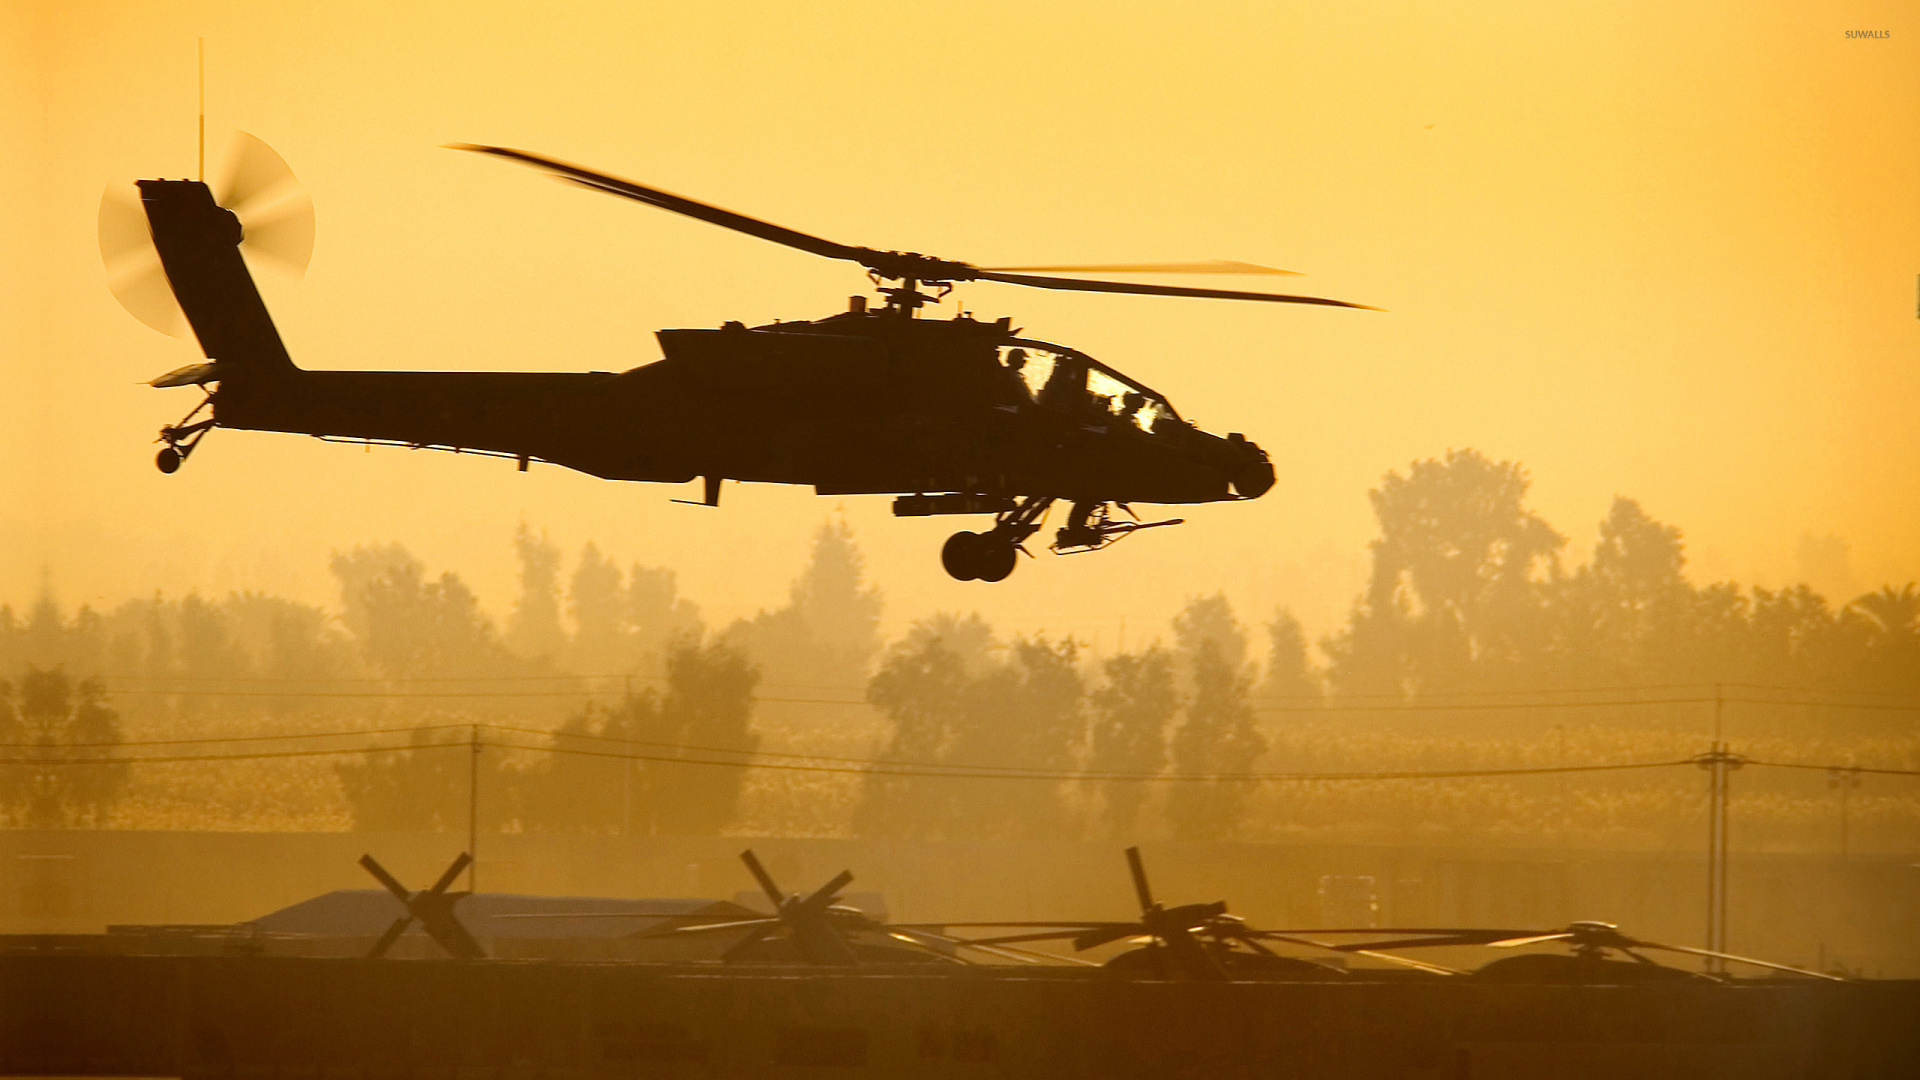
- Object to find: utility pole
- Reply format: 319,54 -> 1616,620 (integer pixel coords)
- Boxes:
1829,766 -> 1863,860
468,723 -> 481,893
1693,732 -> 1745,974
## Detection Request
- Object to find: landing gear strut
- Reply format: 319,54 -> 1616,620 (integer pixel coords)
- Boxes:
155,393 -> 215,473
942,495 -> 1053,581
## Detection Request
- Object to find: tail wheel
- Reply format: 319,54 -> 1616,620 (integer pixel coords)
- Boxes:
942,531 -> 983,581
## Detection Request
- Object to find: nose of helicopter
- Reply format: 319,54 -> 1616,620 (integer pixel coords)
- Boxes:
1225,433 -> 1275,499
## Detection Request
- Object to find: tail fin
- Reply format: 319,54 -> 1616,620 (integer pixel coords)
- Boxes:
138,179 -> 297,374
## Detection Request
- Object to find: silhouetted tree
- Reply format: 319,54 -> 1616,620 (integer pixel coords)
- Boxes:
567,542 -> 628,675
725,520 -> 881,689
0,668 -> 126,828
505,523 -> 566,664
1262,609 -> 1320,702
1325,450 -> 1565,696
1167,596 -> 1263,841
946,635 -> 1085,839
854,613 -> 992,839
1088,645 -> 1177,839
627,564 -> 704,671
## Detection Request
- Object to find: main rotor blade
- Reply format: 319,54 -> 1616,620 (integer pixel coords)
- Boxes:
358,854 -> 413,904
980,260 -> 1300,276
451,145 -> 865,263
955,929 -> 1116,947
976,270 -> 1380,309
738,849 -> 786,910
1075,924 -> 1149,951
720,921 -> 780,962
1124,847 -> 1155,911
634,917 -> 782,940
1635,941 -> 1849,981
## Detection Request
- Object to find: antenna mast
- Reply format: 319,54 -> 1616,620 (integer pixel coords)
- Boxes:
197,38 -> 205,181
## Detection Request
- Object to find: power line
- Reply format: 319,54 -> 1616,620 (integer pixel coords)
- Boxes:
1745,760 -> 1920,778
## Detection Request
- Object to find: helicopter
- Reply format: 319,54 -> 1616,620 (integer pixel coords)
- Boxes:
110,137 -> 1375,581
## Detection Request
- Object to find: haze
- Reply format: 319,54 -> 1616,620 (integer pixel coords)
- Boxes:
6,0 -> 1917,642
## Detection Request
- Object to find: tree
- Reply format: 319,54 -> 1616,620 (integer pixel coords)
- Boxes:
1088,645 -> 1177,839
725,520 -> 881,689
1325,450 -> 1565,695
567,542 -> 628,675
1262,609 -> 1320,701
1167,596 -> 1264,841
947,635 -> 1085,840
0,668 -> 126,828
505,523 -> 566,664
854,615 -> 984,839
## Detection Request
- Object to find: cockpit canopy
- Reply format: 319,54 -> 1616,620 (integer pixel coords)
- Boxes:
998,341 -> 1179,434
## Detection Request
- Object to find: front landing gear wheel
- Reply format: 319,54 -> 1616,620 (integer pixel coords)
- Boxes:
155,447 -> 181,474
975,539 -> 1017,582
942,531 -> 983,580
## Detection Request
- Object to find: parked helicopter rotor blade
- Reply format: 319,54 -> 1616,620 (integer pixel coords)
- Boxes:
980,260 -> 1301,276
1629,940 -> 1849,981
720,920 -> 782,962
1487,932 -> 1577,949
367,915 -> 412,959
1123,847 -> 1156,911
451,145 -> 865,263
1250,932 -> 1468,975
427,852 -> 474,896
1074,923 -> 1149,952
737,849 -> 787,910
358,854 -> 414,904
633,917 -> 783,940
951,928 -> 1120,947
975,270 -> 1381,309
798,870 -> 856,913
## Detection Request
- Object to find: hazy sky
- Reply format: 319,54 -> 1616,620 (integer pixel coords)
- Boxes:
7,0 -> 1916,649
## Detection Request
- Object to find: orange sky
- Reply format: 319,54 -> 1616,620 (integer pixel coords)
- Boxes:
6,0 -> 1917,650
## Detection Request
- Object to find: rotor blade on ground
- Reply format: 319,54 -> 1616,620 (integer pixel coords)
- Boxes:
450,145 -> 865,263
1635,941 -> 1849,981
220,131 -> 300,215
240,195 -> 315,276
428,853 -> 474,895
979,260 -> 1300,276
367,916 -> 411,959
976,270 -> 1380,308
358,855 -> 413,904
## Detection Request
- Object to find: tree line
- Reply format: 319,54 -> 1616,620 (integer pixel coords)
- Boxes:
3,450 -> 1914,837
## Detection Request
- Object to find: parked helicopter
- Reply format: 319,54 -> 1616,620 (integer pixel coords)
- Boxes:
109,137 -> 1374,580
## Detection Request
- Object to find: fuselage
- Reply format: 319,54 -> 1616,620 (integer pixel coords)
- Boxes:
212,308 -> 1276,506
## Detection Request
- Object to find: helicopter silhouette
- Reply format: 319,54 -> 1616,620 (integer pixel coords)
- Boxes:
114,139 -> 1373,580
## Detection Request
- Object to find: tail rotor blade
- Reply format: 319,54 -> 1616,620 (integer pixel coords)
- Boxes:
220,131 -> 299,215
106,259 -> 185,337
240,194 -> 315,276
99,184 -> 186,337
